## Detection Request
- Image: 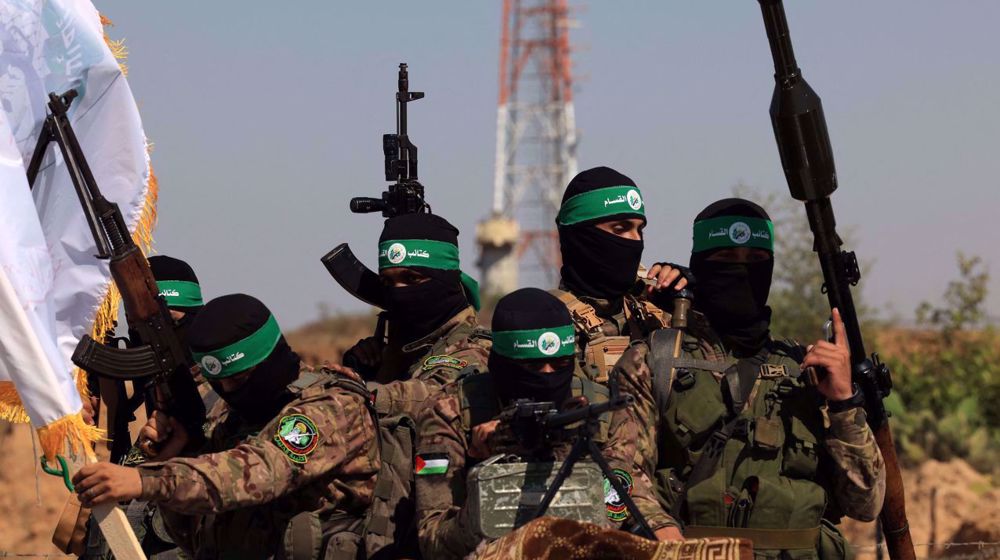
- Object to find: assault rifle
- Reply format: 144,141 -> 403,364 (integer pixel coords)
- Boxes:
322,63 -> 430,309
756,3 -> 913,559
27,90 -> 205,457
493,393 -> 655,539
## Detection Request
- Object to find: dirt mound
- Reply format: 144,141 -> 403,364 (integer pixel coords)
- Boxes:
841,459 -> 1000,559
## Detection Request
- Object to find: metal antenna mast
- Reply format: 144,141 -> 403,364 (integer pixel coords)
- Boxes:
477,0 -> 579,299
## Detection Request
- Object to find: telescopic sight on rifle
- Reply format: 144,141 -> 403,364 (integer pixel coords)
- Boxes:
349,62 -> 429,217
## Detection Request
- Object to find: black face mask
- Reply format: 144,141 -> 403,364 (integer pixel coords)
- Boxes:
211,342 -> 300,425
691,256 -> 774,355
488,353 -> 574,409
560,225 -> 644,300
385,270 -> 468,345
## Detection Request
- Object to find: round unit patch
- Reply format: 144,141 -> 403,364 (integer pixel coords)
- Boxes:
728,221 -> 752,245
273,414 -> 320,464
626,189 -> 643,211
387,242 -> 407,265
537,331 -> 562,356
200,355 -> 223,377
603,468 -> 634,522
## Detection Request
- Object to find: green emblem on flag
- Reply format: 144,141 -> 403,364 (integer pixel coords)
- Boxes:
415,453 -> 449,476
273,414 -> 320,464
422,355 -> 467,371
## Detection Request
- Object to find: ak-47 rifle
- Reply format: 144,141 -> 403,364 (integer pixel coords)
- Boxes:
321,62 -> 430,310
27,90 -> 205,458
755,3 -> 914,559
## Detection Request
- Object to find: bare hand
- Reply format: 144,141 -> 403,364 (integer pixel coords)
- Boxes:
343,336 -> 384,370
645,263 -> 689,295
82,396 -> 98,426
72,463 -> 143,506
324,362 -> 364,384
138,411 -> 189,460
655,525 -> 684,541
801,308 -> 854,402
469,419 -> 500,459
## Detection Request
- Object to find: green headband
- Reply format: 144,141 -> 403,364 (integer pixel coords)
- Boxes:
378,239 -> 459,270
492,325 -> 576,360
556,185 -> 645,226
192,314 -> 282,379
156,280 -> 203,308
378,238 -> 481,310
692,216 -> 774,253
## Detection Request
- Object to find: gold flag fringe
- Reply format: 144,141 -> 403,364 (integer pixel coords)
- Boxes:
0,14 -> 158,463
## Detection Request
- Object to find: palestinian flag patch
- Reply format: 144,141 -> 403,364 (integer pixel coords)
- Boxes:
273,414 -> 320,464
422,355 -> 467,371
415,453 -> 449,476
603,468 -> 634,522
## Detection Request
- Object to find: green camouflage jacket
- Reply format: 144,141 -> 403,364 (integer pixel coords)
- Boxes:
136,367 -> 380,559
604,315 -> 885,554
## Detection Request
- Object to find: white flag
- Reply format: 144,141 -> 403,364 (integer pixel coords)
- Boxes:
0,0 -> 154,459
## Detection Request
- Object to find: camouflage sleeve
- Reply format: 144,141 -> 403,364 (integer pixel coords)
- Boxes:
413,345 -> 489,387
823,406 -> 886,521
415,392 -> 482,560
137,388 -> 380,515
604,342 -> 680,532
372,378 -> 441,420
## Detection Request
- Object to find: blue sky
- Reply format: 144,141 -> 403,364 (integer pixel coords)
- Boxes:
100,1 -> 1000,328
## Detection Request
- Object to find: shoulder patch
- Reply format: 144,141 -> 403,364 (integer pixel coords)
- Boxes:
603,468 -> 634,522
415,453 -> 449,476
272,414 -> 320,464
422,355 -> 468,371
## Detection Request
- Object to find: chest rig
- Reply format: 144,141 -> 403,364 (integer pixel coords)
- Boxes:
650,336 -> 834,553
551,289 -> 666,379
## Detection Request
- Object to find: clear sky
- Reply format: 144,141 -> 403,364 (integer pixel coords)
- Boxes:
99,1 -> 1000,329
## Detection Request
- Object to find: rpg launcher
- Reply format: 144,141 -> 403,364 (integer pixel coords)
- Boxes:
756,2 -> 913,559
322,62 -> 430,309
27,90 -> 206,458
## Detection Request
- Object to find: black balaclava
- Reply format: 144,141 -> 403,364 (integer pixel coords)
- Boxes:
556,166 -> 646,300
379,213 -> 473,345
689,198 -> 775,356
489,288 -> 576,408
188,294 -> 301,424
149,255 -> 204,339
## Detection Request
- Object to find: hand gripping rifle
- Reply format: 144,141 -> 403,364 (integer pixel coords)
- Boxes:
27,90 -> 206,457
495,393 -> 655,539
756,3 -> 913,559
321,63 -> 430,309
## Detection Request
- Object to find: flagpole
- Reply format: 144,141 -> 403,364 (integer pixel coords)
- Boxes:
0,269 -> 147,560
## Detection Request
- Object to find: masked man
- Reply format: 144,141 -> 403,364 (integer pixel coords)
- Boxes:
605,198 -> 885,558
341,213 -> 491,417
416,288 -> 616,559
554,166 -> 686,380
73,294 -> 380,559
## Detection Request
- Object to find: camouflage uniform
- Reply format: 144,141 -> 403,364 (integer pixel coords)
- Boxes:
371,306 -> 491,419
605,314 -> 885,558
415,368 -> 610,560
136,367 -> 380,560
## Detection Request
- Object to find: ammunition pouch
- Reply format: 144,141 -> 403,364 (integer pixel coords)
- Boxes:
465,454 -> 608,539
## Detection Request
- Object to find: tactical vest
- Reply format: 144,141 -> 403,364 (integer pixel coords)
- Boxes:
647,333 -> 851,560
551,289 -> 666,380
279,370 -> 418,560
